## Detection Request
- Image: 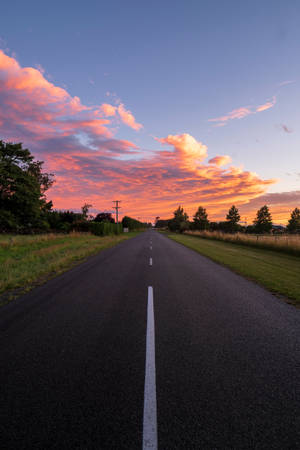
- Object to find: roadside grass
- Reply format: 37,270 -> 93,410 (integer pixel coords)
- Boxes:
185,230 -> 300,257
166,232 -> 300,307
0,232 -> 138,305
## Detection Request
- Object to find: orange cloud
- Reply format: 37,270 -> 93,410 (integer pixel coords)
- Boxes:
100,103 -> 117,116
239,191 -> 300,225
117,103 -> 143,131
256,96 -> 276,112
0,50 -> 282,222
209,155 -> 232,166
209,96 -> 276,126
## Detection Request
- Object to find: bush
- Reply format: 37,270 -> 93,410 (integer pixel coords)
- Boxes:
90,222 -> 122,236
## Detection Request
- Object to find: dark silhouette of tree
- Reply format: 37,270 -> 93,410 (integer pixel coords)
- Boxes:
0,140 -> 54,231
287,207 -> 300,233
169,205 -> 189,232
155,219 -> 171,228
254,205 -> 272,233
94,212 -> 115,223
226,205 -> 240,232
81,203 -> 92,220
193,206 -> 209,230
122,216 -> 145,230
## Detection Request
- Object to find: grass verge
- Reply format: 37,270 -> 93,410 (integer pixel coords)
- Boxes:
185,230 -> 300,257
166,232 -> 300,307
0,232 -> 139,306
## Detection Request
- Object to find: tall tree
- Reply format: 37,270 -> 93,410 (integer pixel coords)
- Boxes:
94,212 -> 115,223
226,205 -> 240,232
254,205 -> 273,233
81,203 -> 92,220
287,207 -> 300,233
0,140 -> 54,231
193,206 -> 209,230
169,205 -> 189,232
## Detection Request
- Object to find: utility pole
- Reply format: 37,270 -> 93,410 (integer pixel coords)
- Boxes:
112,200 -> 121,224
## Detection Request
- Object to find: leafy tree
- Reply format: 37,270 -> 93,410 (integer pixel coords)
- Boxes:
193,206 -> 209,230
226,205 -> 240,232
169,205 -> 189,232
287,207 -> 300,233
94,212 -> 115,223
0,140 -> 54,231
254,205 -> 273,233
81,203 -> 92,220
155,219 -> 171,228
122,216 -> 144,230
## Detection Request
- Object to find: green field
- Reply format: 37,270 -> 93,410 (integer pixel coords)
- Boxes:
167,233 -> 300,307
0,232 -> 138,305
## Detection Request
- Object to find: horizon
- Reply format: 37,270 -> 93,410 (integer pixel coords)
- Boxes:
1,1 -> 299,224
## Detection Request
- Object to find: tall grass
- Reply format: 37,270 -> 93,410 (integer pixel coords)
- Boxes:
0,232 -> 137,303
185,230 -> 300,257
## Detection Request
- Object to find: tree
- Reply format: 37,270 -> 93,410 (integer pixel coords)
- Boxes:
94,212 -> 115,223
254,205 -> 272,233
0,140 -> 54,231
193,206 -> 209,230
122,216 -> 144,230
226,205 -> 240,233
169,205 -> 189,232
81,203 -> 92,220
287,208 -> 300,233
155,219 -> 171,229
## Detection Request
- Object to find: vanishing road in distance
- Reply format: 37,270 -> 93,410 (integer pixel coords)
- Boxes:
1,230 -> 300,449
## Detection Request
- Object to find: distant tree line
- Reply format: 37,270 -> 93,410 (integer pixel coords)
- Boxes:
156,204 -> 300,234
0,140 -> 148,234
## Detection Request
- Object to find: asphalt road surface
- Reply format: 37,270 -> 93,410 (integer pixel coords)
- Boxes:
1,230 -> 300,449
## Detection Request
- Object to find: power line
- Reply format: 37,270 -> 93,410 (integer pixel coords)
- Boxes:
112,200 -> 121,224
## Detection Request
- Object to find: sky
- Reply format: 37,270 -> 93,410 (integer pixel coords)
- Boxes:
1,0 -> 300,224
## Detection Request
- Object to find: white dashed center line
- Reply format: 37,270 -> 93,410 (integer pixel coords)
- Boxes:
143,286 -> 157,450
149,257 -> 152,266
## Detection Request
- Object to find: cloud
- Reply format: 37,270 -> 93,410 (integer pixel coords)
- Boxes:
280,124 -> 293,133
239,191 -> 300,224
277,80 -> 295,87
256,96 -> 276,112
0,50 -> 279,221
0,49 -> 143,144
157,133 -> 207,169
117,103 -> 143,131
209,155 -> 232,166
101,103 -> 117,116
209,96 -> 276,126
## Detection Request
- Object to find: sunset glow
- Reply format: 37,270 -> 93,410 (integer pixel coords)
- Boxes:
1,2 -> 299,224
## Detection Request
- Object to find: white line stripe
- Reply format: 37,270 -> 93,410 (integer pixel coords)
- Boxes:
143,287 -> 157,450
150,246 -> 152,251
149,258 -> 153,266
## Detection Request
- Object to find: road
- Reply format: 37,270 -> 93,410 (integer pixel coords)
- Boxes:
1,230 -> 300,449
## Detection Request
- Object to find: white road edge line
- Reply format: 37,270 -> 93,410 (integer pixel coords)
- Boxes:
143,286 -> 158,450
149,258 -> 153,266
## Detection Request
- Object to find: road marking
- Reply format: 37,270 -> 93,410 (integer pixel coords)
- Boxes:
150,246 -> 152,251
149,257 -> 152,266
143,287 -> 157,450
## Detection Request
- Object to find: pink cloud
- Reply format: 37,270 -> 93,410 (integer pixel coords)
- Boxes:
0,49 -> 142,143
117,103 -> 143,131
209,96 -> 276,126
209,107 -> 252,124
100,103 -> 117,116
256,96 -> 276,112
